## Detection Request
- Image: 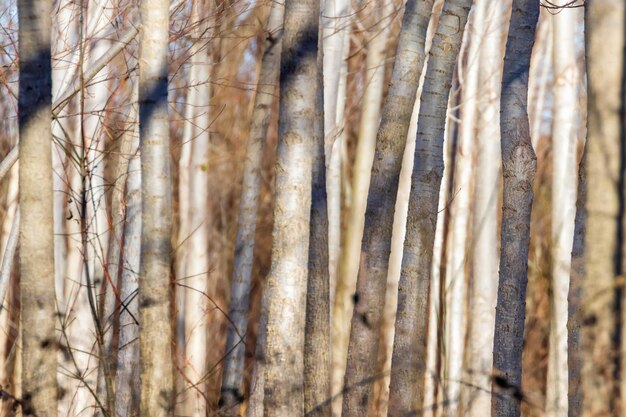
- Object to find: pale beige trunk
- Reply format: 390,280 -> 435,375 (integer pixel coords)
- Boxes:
261,0 -> 320,414
464,1 -> 507,415
545,4 -> 582,417
138,0 -> 174,413
442,15 -> 478,415
180,2 -> 213,415
18,0 -> 58,414
322,0 -> 350,326
114,100 -> 141,417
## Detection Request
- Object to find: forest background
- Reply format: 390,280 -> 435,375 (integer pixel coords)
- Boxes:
0,0 -> 618,416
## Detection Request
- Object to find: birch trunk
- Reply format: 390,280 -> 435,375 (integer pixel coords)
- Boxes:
465,1 -> 506,415
138,0 -> 174,413
114,104 -> 141,417
261,0 -> 320,414
491,2 -> 540,417
18,0 -> 58,414
182,1 -> 213,414
322,0 -> 350,323
341,1 -> 434,414
388,2 -> 472,415
546,4 -> 582,417
581,0 -> 624,415
220,1 -> 284,413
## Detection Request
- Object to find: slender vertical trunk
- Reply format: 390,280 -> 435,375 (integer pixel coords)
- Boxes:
181,2 -> 213,414
546,4 -> 582,417
388,2 -> 472,416
581,1 -> 624,415
261,0 -> 320,414
465,1 -> 507,415
567,156 -> 584,417
322,0 -> 350,324
341,1 -> 434,414
114,103 -> 141,417
220,1 -> 285,413
304,28 -> 329,416
442,8 -> 481,413
378,82 -> 420,417
491,2 -> 540,417
18,0 -> 58,414
138,0 -> 174,413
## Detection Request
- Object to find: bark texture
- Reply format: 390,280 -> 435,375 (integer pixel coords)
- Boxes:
220,2 -> 285,413
567,157 -> 584,417
582,1 -> 624,415
138,0 -> 174,414
304,26 -> 330,417
18,0 -> 58,414
261,0 -> 320,414
388,1 -> 472,415
114,105 -> 141,417
492,2 -> 540,417
340,1 -> 433,414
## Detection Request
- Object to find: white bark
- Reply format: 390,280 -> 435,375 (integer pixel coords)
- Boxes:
545,4 -> 582,417
442,17 -> 478,416
322,0 -> 350,320
18,0 -> 58,411
114,111 -> 141,417
138,0 -> 174,412
181,2 -> 213,415
261,0 -> 320,413
464,1 -> 506,415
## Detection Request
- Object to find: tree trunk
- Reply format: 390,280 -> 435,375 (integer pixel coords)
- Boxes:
261,0 -> 320,414
465,1 -> 507,415
304,28 -> 330,416
138,0 -> 174,413
491,2 -> 540,417
388,1 -> 472,416
567,156 -> 584,417
340,1 -> 433,414
181,1 -> 213,414
581,0 -> 624,415
220,1 -> 285,413
18,0 -> 58,414
114,103 -> 141,417
546,4 -> 582,417
322,0 -> 350,336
